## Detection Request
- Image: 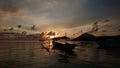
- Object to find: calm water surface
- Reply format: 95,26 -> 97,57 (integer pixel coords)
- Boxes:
0,40 -> 120,68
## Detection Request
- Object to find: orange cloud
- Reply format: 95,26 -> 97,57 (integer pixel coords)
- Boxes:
0,8 -> 27,16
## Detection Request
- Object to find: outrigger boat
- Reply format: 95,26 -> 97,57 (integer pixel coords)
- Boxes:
52,41 -> 76,56
52,41 -> 76,50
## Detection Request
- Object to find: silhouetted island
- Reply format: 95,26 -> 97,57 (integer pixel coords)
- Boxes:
72,33 -> 120,50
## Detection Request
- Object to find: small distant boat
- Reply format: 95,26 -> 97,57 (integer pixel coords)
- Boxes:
96,35 -> 120,50
96,39 -> 120,50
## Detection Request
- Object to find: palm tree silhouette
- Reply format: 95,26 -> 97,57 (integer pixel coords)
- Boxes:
31,25 -> 36,30
17,25 -> 22,33
89,22 -> 99,33
21,31 -> 27,37
17,25 -> 22,28
9,27 -> 14,31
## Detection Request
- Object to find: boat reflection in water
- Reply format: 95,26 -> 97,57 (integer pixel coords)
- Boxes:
52,41 -> 76,63
41,40 -> 76,63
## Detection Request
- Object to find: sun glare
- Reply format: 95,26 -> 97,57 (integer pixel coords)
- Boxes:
50,36 -> 55,39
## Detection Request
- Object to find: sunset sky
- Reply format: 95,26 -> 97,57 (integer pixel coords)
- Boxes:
0,0 -> 120,36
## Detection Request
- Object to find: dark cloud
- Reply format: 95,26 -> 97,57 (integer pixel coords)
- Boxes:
0,0 -> 26,16
0,0 -> 17,13
82,0 -> 120,18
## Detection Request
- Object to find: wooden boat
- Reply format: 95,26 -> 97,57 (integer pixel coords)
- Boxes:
52,42 -> 76,50
52,41 -> 76,56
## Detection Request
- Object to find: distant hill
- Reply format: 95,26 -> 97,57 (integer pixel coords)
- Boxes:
72,33 -> 96,41
72,33 -> 120,41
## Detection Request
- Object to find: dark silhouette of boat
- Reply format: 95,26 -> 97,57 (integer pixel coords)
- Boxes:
52,41 -> 76,63
52,41 -> 76,56
52,36 -> 70,40
96,35 -> 120,50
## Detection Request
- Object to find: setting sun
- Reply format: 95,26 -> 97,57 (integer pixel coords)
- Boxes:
50,36 -> 55,39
